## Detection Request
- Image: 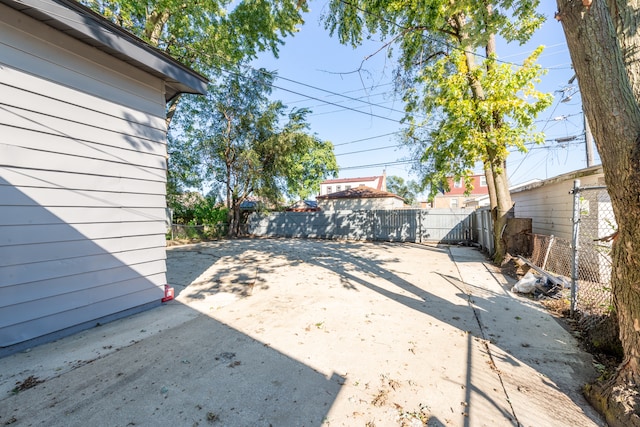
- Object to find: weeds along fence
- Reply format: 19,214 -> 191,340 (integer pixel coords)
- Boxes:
168,222 -> 228,240
527,182 -> 614,324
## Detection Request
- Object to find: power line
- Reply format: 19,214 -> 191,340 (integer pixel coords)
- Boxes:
304,94 -> 402,116
259,68 -> 407,116
336,143 -> 400,156
46,0 -> 587,175
339,159 -> 417,171
268,82 -> 403,123
212,65 -> 404,123
334,131 -> 401,147
283,82 -> 396,105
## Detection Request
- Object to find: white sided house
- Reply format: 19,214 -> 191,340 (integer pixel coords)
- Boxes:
510,166 -> 606,241
0,0 -> 207,355
319,175 -> 387,196
317,186 -> 406,211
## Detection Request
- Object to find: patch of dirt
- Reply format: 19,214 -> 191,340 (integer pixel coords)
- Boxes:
371,389 -> 388,407
539,298 -> 571,316
500,253 -> 531,280
577,313 -> 624,364
584,380 -> 640,427
12,375 -> 44,394
166,237 -> 221,247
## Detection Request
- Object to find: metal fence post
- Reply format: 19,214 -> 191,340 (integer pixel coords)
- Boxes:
541,235 -> 555,271
571,179 -> 581,316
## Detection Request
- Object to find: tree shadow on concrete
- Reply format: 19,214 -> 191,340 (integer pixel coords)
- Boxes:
167,238 -> 514,424
165,237 -> 603,426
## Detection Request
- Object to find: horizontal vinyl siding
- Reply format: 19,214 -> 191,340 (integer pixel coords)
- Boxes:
0,186 -> 166,209
1,247 -> 167,288
2,144 -> 166,182
0,5 -> 165,116
512,172 -> 604,241
1,122 -> 166,168
0,205 -> 165,226
1,264 -> 166,312
512,185 -> 574,240
0,167 -> 166,200
1,80 -> 166,140
0,10 -> 170,348
0,287 -> 162,347
0,221 -> 165,246
0,234 -> 168,268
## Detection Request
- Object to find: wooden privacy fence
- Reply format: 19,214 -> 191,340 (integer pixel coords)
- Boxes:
247,208 -> 475,243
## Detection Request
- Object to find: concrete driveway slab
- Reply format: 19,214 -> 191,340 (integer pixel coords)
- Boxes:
0,239 -> 605,426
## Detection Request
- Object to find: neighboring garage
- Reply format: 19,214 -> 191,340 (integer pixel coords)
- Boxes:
0,0 -> 207,355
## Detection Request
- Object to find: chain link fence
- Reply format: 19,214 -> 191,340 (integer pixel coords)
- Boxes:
168,222 -> 229,241
527,184 -> 615,330
573,186 -> 615,315
529,234 -> 573,280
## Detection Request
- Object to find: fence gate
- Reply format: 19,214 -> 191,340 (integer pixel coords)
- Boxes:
420,209 -> 473,243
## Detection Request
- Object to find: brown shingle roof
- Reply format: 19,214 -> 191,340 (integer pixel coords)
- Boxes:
317,186 -> 403,201
320,176 -> 381,184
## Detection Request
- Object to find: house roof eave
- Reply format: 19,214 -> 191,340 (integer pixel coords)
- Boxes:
509,166 -> 603,195
2,0 -> 208,100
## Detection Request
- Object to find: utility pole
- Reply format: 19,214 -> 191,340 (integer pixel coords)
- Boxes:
568,73 -> 596,167
584,114 -> 595,167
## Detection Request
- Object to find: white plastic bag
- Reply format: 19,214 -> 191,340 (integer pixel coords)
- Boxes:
512,271 -> 539,294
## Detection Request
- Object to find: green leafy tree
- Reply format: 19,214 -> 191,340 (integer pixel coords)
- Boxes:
167,192 -> 227,225
81,0 -> 308,124
557,0 -> 640,417
324,0 -> 552,263
174,67 -> 337,236
386,175 -> 419,206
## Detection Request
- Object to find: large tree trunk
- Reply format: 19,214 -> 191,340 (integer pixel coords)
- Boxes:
228,204 -> 241,238
485,148 -> 512,265
490,156 -> 512,264
557,0 -> 640,422
484,161 -> 497,212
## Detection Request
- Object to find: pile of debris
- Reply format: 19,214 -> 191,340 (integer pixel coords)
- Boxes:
508,256 -> 570,299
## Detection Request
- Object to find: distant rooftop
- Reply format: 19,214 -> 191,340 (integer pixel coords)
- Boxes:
317,186 -> 403,200
320,176 -> 382,184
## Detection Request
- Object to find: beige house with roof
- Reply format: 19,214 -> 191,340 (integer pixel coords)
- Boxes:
316,186 -> 405,210
319,174 -> 387,196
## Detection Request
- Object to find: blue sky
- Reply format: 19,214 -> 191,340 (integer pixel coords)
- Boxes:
252,1 -> 597,192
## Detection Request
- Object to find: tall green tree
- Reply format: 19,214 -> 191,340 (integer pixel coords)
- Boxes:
557,1 -> 640,421
82,0 -> 308,125
386,175 -> 419,206
174,67 -> 337,236
324,0 -> 552,263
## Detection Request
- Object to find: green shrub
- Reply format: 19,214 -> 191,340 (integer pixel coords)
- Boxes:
167,192 -> 229,240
